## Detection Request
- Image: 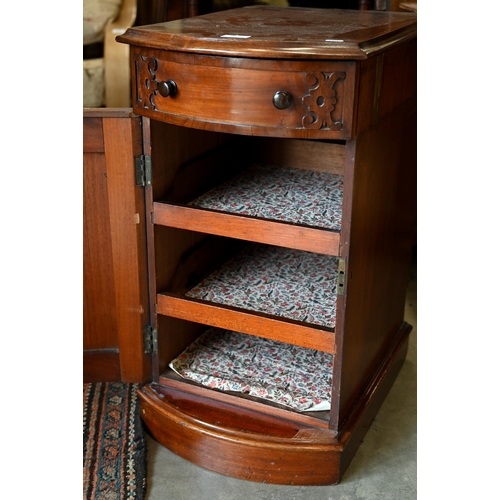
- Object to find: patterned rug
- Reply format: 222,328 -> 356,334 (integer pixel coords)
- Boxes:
83,383 -> 147,500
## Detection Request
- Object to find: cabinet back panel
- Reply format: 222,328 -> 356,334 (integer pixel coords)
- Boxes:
150,123 -> 346,206
162,137 -> 252,204
253,137 -> 346,176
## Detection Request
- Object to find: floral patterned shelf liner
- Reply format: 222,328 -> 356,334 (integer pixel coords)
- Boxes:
188,163 -> 343,231
186,244 -> 338,329
170,328 -> 333,412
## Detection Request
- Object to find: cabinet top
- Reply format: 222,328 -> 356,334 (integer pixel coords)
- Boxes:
117,6 -> 416,60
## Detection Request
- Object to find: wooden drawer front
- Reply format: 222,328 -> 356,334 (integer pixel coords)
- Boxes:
131,48 -> 356,139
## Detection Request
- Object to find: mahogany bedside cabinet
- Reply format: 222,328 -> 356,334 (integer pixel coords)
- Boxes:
117,6 -> 417,485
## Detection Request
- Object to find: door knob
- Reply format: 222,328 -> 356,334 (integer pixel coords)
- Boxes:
158,79 -> 177,97
273,90 -> 293,109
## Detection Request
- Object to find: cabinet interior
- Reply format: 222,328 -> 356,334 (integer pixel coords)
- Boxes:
148,121 -> 347,427
152,126 -> 346,204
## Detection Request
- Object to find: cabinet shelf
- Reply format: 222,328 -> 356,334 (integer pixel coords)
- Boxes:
156,243 -> 338,353
185,244 -> 338,328
154,162 -> 343,256
157,367 -> 332,428
168,328 -> 334,412
188,163 -> 343,231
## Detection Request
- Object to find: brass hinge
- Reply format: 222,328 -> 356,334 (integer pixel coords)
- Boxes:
337,258 -> 346,296
134,154 -> 152,187
143,325 -> 158,354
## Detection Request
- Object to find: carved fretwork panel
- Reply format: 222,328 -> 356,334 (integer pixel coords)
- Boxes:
134,55 -> 161,110
301,72 -> 346,131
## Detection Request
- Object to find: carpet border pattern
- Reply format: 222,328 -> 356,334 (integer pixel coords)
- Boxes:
83,382 -> 147,500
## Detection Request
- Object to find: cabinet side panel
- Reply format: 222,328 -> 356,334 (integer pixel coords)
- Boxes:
355,39 -> 417,134
378,38 -> 417,121
156,316 -> 207,375
149,120 -> 226,201
338,99 -> 416,424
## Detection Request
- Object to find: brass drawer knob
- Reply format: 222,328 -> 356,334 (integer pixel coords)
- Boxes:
273,90 -> 293,110
158,79 -> 177,97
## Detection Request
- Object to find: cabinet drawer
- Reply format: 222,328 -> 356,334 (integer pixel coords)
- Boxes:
131,48 -> 356,139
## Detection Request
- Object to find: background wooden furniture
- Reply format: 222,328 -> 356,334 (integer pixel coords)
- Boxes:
83,108 -> 150,382
84,0 -> 203,108
399,2 -> 417,12
103,0 -> 138,107
288,0 -> 407,9
117,6 -> 416,484
136,0 -> 200,25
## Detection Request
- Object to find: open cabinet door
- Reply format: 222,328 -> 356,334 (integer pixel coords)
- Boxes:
83,108 -> 151,383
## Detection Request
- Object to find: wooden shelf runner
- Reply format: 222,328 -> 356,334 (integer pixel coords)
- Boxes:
156,294 -> 335,353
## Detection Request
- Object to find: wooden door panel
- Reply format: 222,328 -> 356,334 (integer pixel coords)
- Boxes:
83,150 -> 119,351
83,109 -> 151,382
